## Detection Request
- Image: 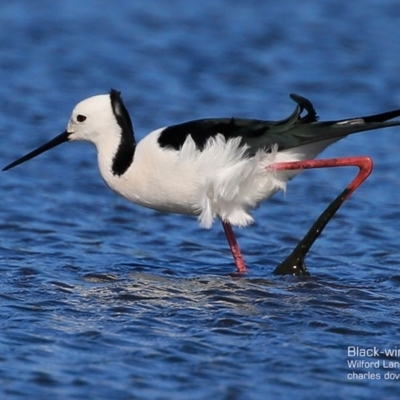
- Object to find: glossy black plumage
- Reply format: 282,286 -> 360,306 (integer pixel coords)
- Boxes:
158,93 -> 400,155
110,90 -> 136,176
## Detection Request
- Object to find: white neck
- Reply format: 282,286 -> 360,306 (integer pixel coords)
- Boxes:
94,134 -> 123,187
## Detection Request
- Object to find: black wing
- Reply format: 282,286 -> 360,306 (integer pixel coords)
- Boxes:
157,93 -> 400,153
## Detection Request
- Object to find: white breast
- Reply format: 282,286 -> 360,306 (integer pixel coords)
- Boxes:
100,129 -> 301,229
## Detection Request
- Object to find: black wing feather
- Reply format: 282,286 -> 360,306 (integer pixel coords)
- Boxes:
158,93 -> 316,152
157,93 -> 400,154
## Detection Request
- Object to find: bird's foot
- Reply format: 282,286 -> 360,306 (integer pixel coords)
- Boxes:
273,252 -> 310,276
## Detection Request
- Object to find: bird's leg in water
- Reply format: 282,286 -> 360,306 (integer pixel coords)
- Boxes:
221,219 -> 247,274
271,156 -> 373,276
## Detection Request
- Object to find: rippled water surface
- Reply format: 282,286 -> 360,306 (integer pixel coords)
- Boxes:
1,1 -> 400,399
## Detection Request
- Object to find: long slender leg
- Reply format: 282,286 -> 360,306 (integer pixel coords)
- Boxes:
271,156 -> 373,276
221,220 -> 247,274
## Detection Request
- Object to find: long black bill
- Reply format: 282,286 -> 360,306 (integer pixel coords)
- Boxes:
3,130 -> 70,171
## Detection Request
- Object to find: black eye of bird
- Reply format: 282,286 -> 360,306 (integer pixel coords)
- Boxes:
77,114 -> 87,122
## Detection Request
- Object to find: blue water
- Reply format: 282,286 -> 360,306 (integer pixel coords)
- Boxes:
1,1 -> 400,398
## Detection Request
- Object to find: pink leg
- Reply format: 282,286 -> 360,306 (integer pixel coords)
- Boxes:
220,156 -> 373,276
221,220 -> 247,274
272,156 -> 373,275
273,156 -> 373,200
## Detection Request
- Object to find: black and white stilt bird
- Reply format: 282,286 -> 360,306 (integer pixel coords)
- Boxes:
3,90 -> 400,275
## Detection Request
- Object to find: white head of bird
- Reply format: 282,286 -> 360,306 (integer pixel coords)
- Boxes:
68,94 -> 117,143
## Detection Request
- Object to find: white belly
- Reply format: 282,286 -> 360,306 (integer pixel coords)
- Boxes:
100,131 -> 303,228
